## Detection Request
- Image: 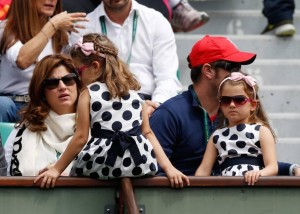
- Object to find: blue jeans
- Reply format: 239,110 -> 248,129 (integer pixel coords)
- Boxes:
0,96 -> 27,122
263,0 -> 295,24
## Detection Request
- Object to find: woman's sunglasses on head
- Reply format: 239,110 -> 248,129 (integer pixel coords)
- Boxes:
219,95 -> 252,107
43,73 -> 77,90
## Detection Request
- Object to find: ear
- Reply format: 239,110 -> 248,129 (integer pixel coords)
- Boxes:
202,63 -> 214,80
91,61 -> 100,70
250,100 -> 258,111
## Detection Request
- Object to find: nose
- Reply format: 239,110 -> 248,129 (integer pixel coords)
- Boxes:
57,80 -> 67,90
229,99 -> 236,108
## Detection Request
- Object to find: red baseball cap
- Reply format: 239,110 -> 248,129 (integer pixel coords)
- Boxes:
188,35 -> 256,67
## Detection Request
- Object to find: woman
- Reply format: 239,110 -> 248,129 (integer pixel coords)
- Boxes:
5,54 -> 81,176
0,0 -> 87,122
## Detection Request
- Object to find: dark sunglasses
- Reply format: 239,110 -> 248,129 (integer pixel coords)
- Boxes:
43,73 -> 77,90
76,64 -> 89,76
214,61 -> 241,73
219,95 -> 252,106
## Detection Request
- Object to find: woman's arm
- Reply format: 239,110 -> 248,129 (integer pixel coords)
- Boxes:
34,89 -> 90,188
141,103 -> 190,188
194,136 -> 218,176
16,12 -> 87,69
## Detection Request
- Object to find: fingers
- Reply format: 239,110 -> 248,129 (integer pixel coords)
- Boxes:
244,171 -> 260,186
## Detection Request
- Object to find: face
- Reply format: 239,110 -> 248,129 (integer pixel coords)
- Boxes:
44,65 -> 78,115
102,0 -> 131,11
36,0 -> 58,17
220,83 -> 256,127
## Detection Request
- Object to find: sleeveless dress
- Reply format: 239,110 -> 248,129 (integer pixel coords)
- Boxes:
212,123 -> 264,176
70,82 -> 158,179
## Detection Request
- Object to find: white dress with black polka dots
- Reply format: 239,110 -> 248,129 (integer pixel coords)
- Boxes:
212,123 -> 264,176
70,82 -> 158,179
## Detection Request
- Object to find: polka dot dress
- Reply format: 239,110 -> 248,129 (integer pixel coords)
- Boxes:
70,82 -> 158,179
213,123 -> 264,176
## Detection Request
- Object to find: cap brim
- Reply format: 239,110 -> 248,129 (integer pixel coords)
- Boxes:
223,52 -> 256,65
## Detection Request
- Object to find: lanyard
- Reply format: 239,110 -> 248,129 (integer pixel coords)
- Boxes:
99,10 -> 138,64
191,87 -> 211,145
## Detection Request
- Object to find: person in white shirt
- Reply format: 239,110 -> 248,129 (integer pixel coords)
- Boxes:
0,0 -> 87,122
70,0 -> 182,109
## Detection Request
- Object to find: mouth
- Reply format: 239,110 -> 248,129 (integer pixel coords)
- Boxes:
58,94 -> 69,99
44,4 -> 55,9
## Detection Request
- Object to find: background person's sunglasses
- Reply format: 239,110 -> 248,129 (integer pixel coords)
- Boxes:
43,73 -> 77,90
219,95 -> 252,106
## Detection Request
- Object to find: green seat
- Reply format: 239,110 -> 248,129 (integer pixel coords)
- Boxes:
0,122 -> 14,145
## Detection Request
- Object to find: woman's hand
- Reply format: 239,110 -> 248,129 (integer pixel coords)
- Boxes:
50,11 -> 88,33
164,167 -> 190,189
244,170 -> 261,186
34,166 -> 61,189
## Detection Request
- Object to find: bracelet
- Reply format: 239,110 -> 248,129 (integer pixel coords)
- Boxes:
40,30 -> 49,42
49,20 -> 57,31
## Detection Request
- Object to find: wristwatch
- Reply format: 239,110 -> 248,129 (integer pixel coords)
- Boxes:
291,164 -> 300,176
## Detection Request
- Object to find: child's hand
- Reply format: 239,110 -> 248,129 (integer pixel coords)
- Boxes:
165,167 -> 190,188
244,170 -> 261,186
34,166 -> 61,189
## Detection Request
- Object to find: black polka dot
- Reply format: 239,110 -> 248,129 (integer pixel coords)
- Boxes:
102,167 -> 109,176
86,161 -> 93,170
242,171 -> 247,176
142,155 -> 147,164
213,135 -> 219,144
123,157 -> 132,167
112,168 -> 122,177
132,120 -> 140,127
83,144 -> 90,151
151,149 -> 156,158
92,101 -> 102,111
132,99 -> 140,109
236,124 -> 246,132
232,171 -> 236,176
222,128 -> 230,136
91,122 -> 101,137
75,167 -> 83,175
246,132 -> 255,139
132,166 -> 142,176
105,139 -> 111,146
255,125 -> 261,131
90,172 -> 99,179
227,166 -> 233,171
138,93 -> 145,100
87,138 -> 94,145
112,102 -> 122,110
90,84 -> 100,91
82,153 -> 91,161
94,139 -> 101,145
122,110 -> 132,120
255,140 -> 261,148
102,111 -> 112,121
144,143 -> 148,151
217,156 -> 222,161
247,165 -> 254,171
102,91 -> 110,101
220,141 -> 226,151
237,165 -> 242,170
229,134 -> 238,140
95,156 -> 105,164
248,147 -> 258,154
150,163 -> 157,172
228,149 -> 238,156
236,141 -> 246,148
122,94 -> 130,100
94,146 -> 103,154
112,121 -> 122,131
137,135 -> 142,143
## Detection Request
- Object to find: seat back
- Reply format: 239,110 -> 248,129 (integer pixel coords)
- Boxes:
0,122 -> 14,145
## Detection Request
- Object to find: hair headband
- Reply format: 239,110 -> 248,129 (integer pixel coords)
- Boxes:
218,72 -> 257,100
75,37 -> 106,58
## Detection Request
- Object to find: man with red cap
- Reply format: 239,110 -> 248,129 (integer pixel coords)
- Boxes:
150,35 -> 298,183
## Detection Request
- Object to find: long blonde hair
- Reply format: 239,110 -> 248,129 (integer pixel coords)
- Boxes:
70,33 -> 140,99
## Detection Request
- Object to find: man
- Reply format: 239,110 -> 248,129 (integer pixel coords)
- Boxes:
150,35 -> 300,176
70,0 -> 182,105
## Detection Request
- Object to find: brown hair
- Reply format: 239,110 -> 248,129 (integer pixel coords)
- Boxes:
218,76 -> 276,140
0,0 -> 68,54
18,54 -> 81,132
70,33 -> 140,99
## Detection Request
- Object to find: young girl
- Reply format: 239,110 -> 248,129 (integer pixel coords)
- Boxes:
195,72 -> 278,185
35,33 -> 189,188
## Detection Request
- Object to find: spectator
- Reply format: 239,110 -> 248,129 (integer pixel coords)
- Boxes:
195,72 -> 278,185
150,35 -> 299,176
5,54 -> 81,176
0,0 -> 11,20
261,0 -> 296,36
70,0 -> 182,108
0,0 -> 87,122
0,133 -> 7,176
34,33 -> 189,188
